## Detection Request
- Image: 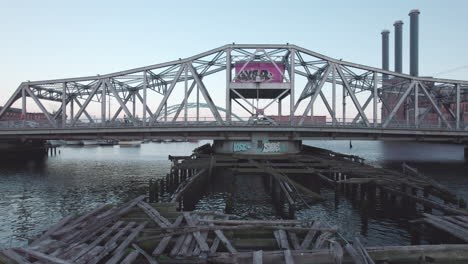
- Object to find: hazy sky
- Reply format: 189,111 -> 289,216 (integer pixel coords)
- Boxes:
1,0 -> 468,117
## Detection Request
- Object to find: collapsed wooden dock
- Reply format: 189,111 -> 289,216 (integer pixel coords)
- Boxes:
157,144 -> 466,220
3,145 -> 467,263
2,196 -> 467,264
413,213 -> 468,243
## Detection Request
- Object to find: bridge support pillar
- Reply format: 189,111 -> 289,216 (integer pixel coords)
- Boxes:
213,134 -> 301,154
0,139 -> 48,161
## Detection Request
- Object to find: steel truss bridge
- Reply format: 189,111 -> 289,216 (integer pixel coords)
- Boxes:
0,44 -> 467,142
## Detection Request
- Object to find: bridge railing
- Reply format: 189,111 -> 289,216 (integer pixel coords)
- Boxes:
0,116 -> 466,132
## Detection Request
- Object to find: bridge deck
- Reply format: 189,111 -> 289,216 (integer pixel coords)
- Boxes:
0,123 -> 467,142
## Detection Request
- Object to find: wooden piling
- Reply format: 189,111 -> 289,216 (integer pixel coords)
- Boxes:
154,180 -> 159,203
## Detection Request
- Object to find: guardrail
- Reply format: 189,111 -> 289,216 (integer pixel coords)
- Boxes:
0,117 -> 466,132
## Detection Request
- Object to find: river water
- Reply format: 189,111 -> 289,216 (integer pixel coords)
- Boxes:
0,140 -> 466,248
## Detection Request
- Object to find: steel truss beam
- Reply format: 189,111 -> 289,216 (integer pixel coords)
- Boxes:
25,86 -> 56,127
382,81 -> 416,128
298,65 -> 332,125
336,64 -> 371,127
0,84 -> 23,120
1,44 -> 467,135
419,81 -> 452,129
71,80 -> 102,126
188,63 -> 223,124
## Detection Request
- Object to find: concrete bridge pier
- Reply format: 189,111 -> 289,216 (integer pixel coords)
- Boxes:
0,139 -> 48,160
213,133 -> 302,154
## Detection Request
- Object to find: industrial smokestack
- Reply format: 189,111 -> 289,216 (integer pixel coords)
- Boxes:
409,9 -> 420,76
381,30 -> 390,79
394,20 -> 403,73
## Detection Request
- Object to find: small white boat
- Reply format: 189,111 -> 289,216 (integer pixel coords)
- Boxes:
47,140 -> 66,146
82,140 -> 98,146
118,140 -> 141,147
66,140 -> 83,146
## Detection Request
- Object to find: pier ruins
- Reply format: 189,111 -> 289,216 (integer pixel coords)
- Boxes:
1,144 -> 468,264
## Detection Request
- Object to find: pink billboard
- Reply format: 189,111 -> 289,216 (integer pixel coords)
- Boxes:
235,62 -> 285,83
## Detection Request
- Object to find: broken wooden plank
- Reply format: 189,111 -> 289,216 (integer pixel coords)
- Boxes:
70,204 -> 108,226
29,239 -> 66,254
137,201 -> 171,227
253,250 -> 263,264
381,187 -> 468,216
277,230 -> 290,250
178,234 -> 194,256
442,216 -> 468,229
72,221 -> 124,262
132,243 -> 158,264
52,219 -> 90,238
354,238 -> 375,264
75,246 -> 104,264
183,212 -> 210,252
15,248 -> 71,264
210,236 -> 221,254
60,210 -> 122,245
170,214 -> 193,256
105,221 -> 148,264
86,222 -> 136,264
273,231 -> 281,249
314,231 -> 333,249
283,249 -> 294,264
214,230 -> 237,254
29,215 -> 74,247
171,169 -> 207,202
63,221 -> 120,259
344,243 -> 366,264
454,216 -> 468,224
152,215 -> 184,256
56,243 -> 88,262
96,195 -> 146,220
120,250 -> 139,264
52,204 -> 108,239
170,234 -> 188,256
300,221 -> 321,250
208,216 -> 228,255
190,215 -> 214,256
422,214 -> 468,242
140,225 -> 336,242
1,248 -> 33,264
198,219 -> 304,225
287,231 -> 300,250
185,238 -> 198,257
329,241 -> 344,264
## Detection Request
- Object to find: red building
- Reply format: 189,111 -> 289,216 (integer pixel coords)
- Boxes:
381,78 -> 468,125
0,107 -> 47,121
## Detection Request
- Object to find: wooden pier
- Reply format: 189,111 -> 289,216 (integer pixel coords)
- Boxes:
2,144 -> 468,263
152,144 -> 466,223
2,196 -> 467,264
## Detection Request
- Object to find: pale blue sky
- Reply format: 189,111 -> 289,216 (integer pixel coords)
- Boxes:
1,0 -> 468,116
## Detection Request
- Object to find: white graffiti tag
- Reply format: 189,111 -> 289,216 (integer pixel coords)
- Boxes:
262,142 -> 281,153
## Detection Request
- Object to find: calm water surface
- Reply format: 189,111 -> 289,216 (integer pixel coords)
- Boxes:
0,140 -> 466,247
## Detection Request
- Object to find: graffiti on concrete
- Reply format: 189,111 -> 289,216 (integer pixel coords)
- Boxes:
233,142 -> 251,152
262,142 -> 281,153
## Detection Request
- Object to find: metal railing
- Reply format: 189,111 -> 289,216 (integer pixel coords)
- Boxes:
0,116 -> 466,132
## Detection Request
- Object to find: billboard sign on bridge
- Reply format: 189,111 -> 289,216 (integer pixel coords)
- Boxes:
235,62 -> 285,83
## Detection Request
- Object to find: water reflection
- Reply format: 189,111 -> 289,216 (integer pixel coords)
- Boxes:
0,141 -> 209,247
298,140 -> 467,246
